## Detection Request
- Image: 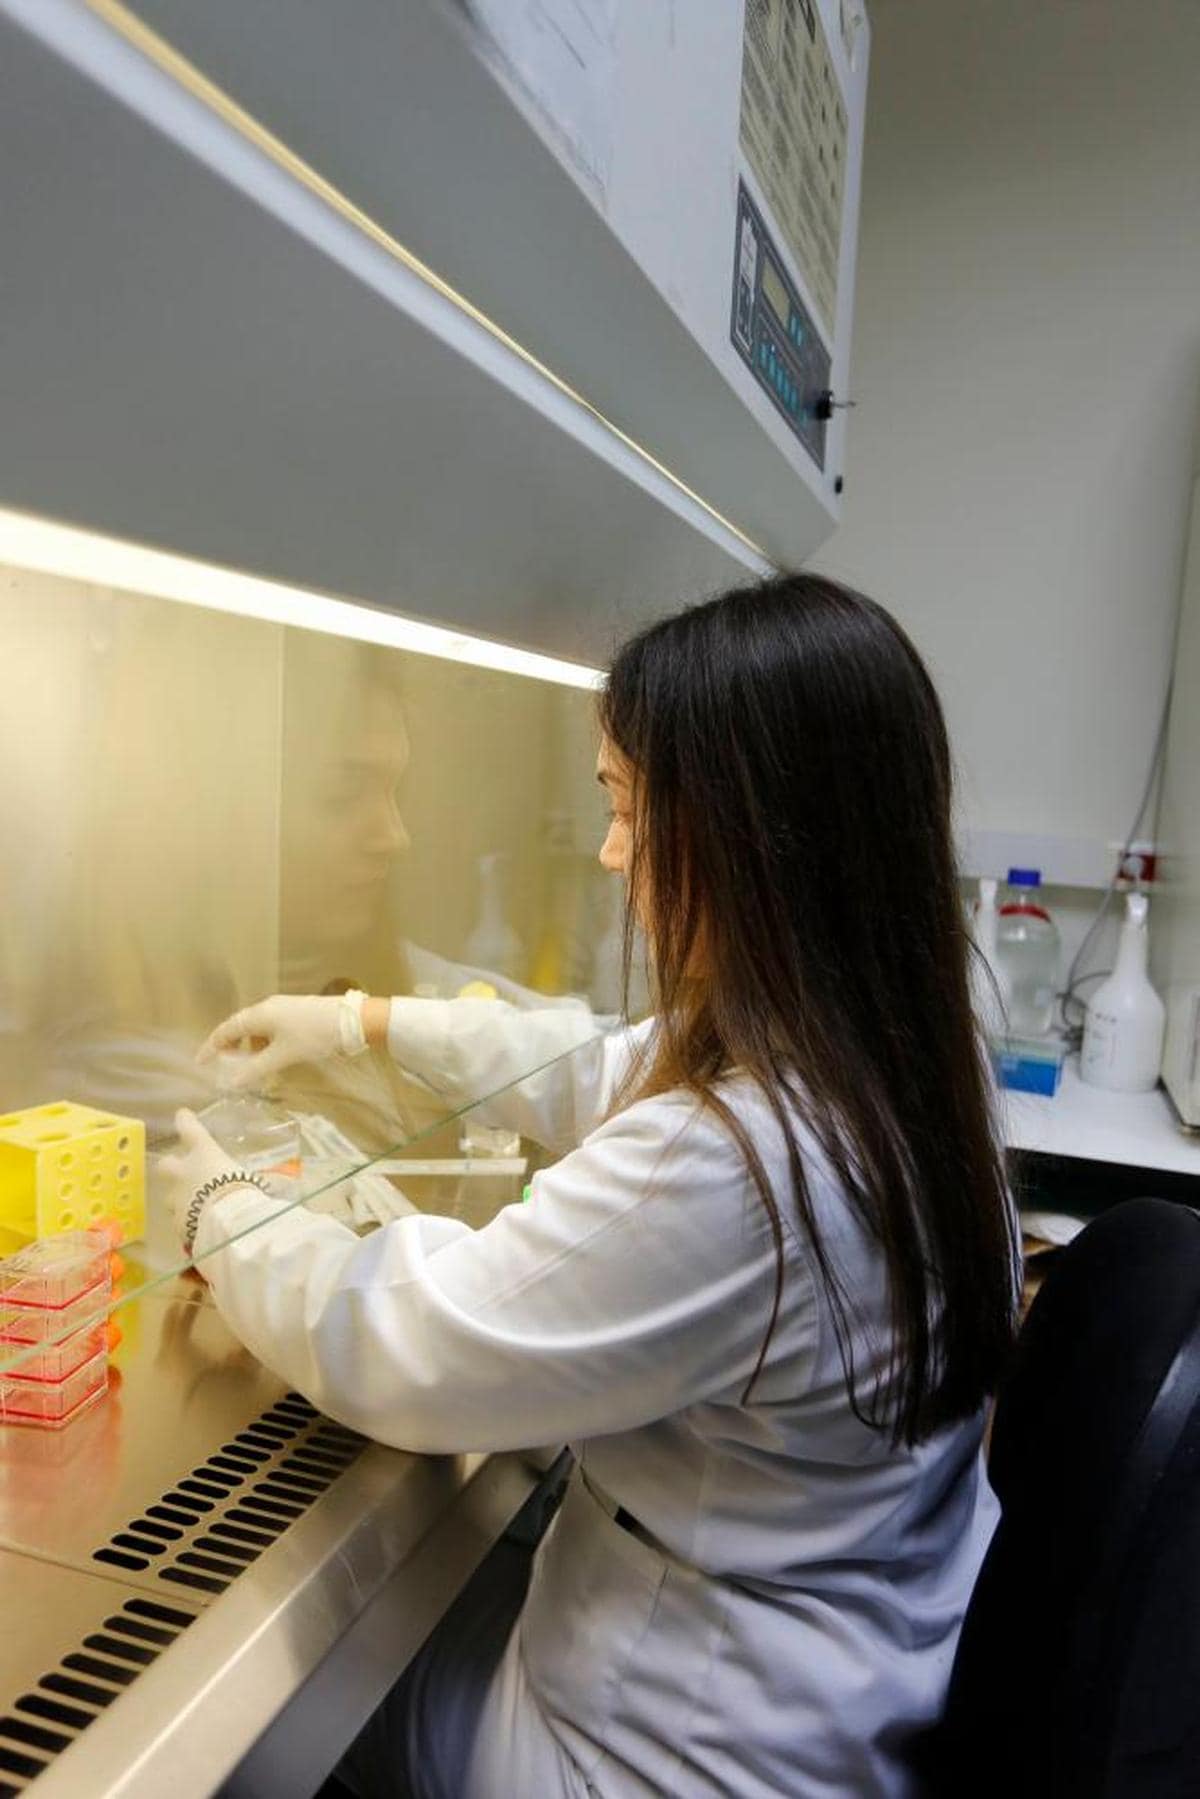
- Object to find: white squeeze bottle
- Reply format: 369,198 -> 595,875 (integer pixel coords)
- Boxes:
968,877 -> 1009,1037
1080,892 -> 1166,1093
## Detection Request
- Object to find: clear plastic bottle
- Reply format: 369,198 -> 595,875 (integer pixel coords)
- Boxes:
995,868 -> 1060,1036
464,853 -> 524,982
198,1054 -> 302,1198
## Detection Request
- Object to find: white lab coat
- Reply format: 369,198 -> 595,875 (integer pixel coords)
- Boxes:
194,1003 -> 999,1798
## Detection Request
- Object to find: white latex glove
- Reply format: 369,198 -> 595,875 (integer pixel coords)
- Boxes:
158,1108 -> 263,1254
197,993 -> 362,1089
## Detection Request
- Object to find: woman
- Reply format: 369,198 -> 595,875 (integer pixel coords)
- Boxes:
162,573 -> 1019,1798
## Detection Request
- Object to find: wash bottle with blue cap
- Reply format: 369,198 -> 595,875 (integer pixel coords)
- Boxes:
996,869 -> 1060,1036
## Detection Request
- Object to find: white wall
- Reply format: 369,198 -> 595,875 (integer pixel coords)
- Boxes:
812,0 -> 1200,883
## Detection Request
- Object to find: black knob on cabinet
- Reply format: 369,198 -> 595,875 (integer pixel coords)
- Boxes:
814,389 -> 855,423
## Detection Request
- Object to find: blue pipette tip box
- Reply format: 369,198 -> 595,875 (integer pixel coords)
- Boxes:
989,1033 -> 1066,1097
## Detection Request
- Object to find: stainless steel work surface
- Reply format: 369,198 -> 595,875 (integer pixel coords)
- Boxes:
0,1287 -> 304,1584
0,1290 -> 545,1796
0,1548 -> 203,1791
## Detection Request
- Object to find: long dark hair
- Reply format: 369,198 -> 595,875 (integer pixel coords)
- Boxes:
600,573 -> 1019,1447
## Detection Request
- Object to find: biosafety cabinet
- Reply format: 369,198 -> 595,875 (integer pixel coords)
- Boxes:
0,0 -> 867,660
0,4 -> 869,1793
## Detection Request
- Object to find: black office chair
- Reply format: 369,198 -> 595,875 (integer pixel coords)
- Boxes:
931,1196 -> 1200,1799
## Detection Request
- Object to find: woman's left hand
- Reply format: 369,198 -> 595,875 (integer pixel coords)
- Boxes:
158,1109 -> 247,1254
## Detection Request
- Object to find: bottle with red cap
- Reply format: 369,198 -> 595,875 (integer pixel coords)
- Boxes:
995,868 -> 1060,1036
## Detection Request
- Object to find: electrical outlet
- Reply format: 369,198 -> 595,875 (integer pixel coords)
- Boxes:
1109,840 -> 1158,885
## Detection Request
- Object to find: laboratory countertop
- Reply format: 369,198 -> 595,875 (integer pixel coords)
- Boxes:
0,1270 -> 550,1799
1002,1058 -> 1200,1178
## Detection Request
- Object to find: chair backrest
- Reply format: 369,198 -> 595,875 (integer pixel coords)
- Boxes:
932,1196 -> 1200,1799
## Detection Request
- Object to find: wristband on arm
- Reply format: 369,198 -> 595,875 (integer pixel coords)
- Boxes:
183,1171 -> 271,1257
338,989 -> 371,1057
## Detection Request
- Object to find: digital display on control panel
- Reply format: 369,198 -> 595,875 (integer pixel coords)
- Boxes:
761,259 -> 791,329
729,182 -> 831,471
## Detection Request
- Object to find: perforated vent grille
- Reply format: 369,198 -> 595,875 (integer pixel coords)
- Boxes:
0,1397 -> 366,1789
91,1392 -> 366,1596
0,1598 -> 196,1795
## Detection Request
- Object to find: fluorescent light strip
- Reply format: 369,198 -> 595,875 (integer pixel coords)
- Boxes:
0,508 -> 603,690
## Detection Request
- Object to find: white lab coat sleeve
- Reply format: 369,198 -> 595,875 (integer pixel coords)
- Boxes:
385,999 -> 655,1153
192,1091 -> 813,1454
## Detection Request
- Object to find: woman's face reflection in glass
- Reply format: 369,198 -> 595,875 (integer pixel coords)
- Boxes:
280,641 -> 411,968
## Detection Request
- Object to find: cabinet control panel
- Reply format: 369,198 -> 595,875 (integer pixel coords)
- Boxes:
730,183 -> 831,471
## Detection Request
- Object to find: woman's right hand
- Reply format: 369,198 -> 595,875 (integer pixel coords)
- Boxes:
197,994 -> 361,1088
